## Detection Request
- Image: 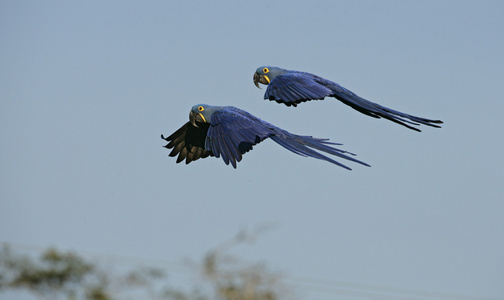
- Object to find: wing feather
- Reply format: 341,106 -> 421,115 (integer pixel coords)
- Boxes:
265,72 -> 332,106
205,107 -> 369,170
264,71 -> 443,131
205,108 -> 272,168
161,122 -> 213,165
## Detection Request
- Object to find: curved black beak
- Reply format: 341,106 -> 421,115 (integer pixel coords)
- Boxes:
253,72 -> 270,89
189,110 -> 206,127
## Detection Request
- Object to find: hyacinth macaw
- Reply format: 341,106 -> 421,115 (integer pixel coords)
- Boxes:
253,66 -> 443,132
161,104 -> 370,170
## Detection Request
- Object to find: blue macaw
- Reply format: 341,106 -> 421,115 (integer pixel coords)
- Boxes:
162,104 -> 370,170
253,66 -> 443,132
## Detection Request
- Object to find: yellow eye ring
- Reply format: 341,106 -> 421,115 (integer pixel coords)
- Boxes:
263,67 -> 269,74
198,106 -> 204,111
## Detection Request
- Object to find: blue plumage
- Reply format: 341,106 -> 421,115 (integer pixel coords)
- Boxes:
162,104 -> 369,170
253,66 -> 443,132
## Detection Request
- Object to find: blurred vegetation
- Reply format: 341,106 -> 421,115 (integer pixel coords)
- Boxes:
0,231 -> 284,300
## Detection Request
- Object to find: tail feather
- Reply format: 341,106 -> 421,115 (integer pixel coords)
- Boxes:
330,86 -> 443,132
270,130 -> 370,170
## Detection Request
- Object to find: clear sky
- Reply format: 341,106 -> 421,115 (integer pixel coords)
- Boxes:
1,1 -> 503,299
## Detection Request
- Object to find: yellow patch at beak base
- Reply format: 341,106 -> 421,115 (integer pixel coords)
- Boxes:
199,113 -> 206,123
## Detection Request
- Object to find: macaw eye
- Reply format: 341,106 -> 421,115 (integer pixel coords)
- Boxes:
198,106 -> 204,111
263,67 -> 269,74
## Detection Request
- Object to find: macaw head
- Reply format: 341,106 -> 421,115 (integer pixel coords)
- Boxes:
189,104 -> 217,127
253,66 -> 288,88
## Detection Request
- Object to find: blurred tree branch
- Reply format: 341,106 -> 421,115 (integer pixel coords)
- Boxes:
0,227 -> 284,300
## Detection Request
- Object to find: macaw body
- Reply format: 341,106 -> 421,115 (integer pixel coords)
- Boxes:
253,66 -> 443,132
162,104 -> 370,170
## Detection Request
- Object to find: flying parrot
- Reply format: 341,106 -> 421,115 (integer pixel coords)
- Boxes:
253,66 -> 443,132
161,104 -> 370,170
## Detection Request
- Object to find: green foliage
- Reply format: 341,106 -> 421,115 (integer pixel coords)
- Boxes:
201,231 -> 282,300
0,245 -> 164,300
0,230 -> 283,300
8,248 -> 93,291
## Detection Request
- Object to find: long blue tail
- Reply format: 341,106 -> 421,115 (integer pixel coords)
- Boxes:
270,129 -> 370,170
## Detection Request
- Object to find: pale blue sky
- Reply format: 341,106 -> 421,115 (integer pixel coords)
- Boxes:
1,1 -> 503,299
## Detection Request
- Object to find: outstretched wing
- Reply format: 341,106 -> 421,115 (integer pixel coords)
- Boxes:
163,107 -> 369,170
208,107 -> 369,170
264,72 -> 333,107
205,108 -> 273,168
265,72 -> 443,131
161,122 -> 213,165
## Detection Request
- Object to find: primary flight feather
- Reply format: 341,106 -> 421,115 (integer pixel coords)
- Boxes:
162,104 -> 370,170
253,66 -> 443,132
